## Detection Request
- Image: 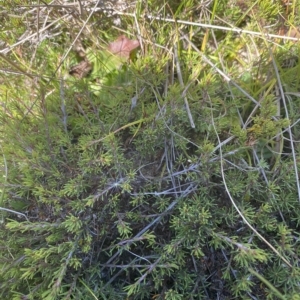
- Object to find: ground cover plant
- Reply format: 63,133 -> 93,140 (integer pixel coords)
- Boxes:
1,0 -> 300,299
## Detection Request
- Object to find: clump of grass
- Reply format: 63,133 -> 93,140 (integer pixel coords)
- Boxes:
1,0 -> 300,299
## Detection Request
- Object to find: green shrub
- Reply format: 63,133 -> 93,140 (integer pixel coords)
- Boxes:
1,0 -> 300,299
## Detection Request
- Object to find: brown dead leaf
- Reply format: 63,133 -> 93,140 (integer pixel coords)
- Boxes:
107,35 -> 140,59
69,59 -> 92,79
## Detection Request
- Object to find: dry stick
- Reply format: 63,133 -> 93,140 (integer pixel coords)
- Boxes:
115,12 -> 300,42
173,45 -> 195,128
37,0 -> 40,42
77,0 -> 83,16
0,207 -> 29,222
133,8 -> 144,54
18,3 -> 83,8
274,84 -> 283,157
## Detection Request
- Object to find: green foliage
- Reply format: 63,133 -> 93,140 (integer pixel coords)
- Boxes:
1,0 -> 300,299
